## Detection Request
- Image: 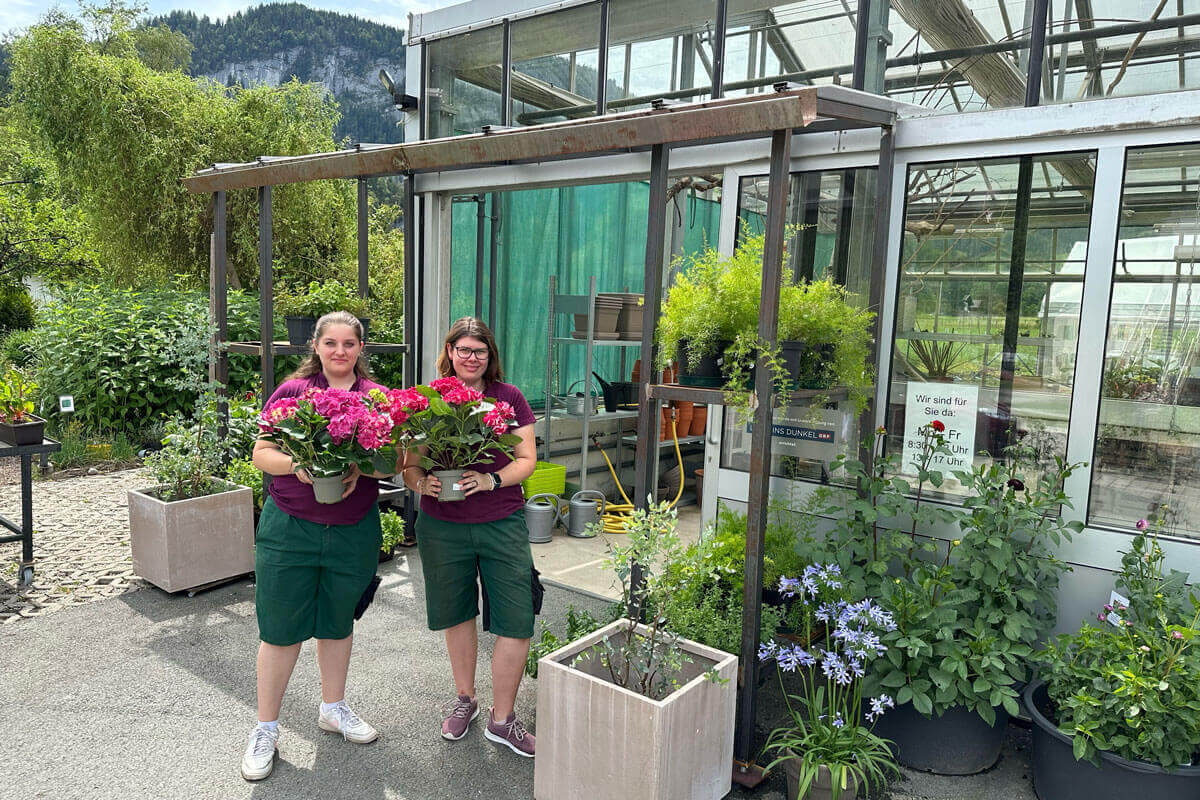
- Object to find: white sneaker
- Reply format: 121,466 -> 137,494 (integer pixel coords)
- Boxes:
240,725 -> 279,781
318,701 -> 379,744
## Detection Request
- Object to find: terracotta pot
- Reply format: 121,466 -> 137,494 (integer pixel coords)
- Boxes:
689,406 -> 708,436
673,401 -> 694,437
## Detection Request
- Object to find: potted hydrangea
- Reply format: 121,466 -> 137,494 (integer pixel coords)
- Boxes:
759,565 -> 900,800
1027,521 -> 1200,800
257,386 -> 400,503
392,376 -> 519,502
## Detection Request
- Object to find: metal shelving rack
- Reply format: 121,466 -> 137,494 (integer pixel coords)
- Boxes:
543,275 -> 645,491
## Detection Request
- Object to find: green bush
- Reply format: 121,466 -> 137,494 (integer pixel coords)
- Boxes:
1,328 -> 38,367
0,286 -> 35,332
33,285 -> 262,433
380,510 -> 405,552
225,457 -> 263,509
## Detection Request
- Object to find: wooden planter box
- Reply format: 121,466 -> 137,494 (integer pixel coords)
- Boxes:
128,479 -> 255,593
533,619 -> 738,800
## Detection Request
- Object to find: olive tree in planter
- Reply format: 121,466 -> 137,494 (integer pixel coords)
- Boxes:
1028,526 -> 1200,800
128,401 -> 254,593
533,502 -> 738,800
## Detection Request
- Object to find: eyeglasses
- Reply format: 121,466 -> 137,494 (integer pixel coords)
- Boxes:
453,345 -> 490,361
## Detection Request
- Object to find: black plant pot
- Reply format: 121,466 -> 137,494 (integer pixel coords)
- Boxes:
779,341 -> 835,389
357,317 -> 371,341
677,339 -> 732,387
1025,682 -> 1200,800
0,415 -> 45,447
285,315 -> 317,346
378,543 -> 394,564
871,700 -> 1008,775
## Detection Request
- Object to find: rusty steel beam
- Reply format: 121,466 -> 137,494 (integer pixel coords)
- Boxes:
179,88 -> 896,194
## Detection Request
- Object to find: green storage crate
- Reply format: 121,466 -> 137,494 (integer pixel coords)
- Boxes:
523,461 -> 566,498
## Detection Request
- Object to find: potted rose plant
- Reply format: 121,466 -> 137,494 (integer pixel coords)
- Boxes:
759,565 -> 900,800
258,386 -> 400,504
1027,522 -> 1200,800
392,376 -> 519,502
0,366 -> 44,446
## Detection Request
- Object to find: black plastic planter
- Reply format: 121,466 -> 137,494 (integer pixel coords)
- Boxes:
285,315 -> 317,346
1025,682 -> 1200,800
779,341 -> 835,389
870,700 -> 1008,775
0,415 -> 45,447
677,339 -> 731,387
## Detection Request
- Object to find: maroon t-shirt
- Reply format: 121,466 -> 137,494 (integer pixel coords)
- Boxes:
420,380 -> 536,524
263,372 -> 388,525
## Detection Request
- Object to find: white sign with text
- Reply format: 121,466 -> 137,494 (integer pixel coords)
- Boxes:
902,382 -> 979,473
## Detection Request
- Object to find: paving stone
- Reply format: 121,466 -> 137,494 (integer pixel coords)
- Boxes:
0,468 -> 149,625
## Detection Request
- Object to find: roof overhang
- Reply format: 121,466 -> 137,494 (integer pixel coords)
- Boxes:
183,86 -> 901,194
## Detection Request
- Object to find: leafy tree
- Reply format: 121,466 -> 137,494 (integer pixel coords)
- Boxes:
133,24 -> 192,72
8,13 -> 355,288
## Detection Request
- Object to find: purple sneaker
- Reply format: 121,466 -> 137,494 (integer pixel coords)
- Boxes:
484,707 -> 535,758
441,694 -> 479,741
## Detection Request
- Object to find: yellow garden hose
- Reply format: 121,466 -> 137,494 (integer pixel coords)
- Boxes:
590,411 -> 686,534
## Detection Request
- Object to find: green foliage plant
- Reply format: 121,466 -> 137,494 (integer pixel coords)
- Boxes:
0,366 -> 38,423
1,327 -> 39,368
0,286 -> 36,332
905,338 -> 970,381
1037,524 -> 1200,768
224,457 -> 263,509
145,402 -> 225,502
575,502 -> 729,699
525,605 -> 606,679
275,279 -> 370,321
380,510 -> 405,553
760,565 -> 900,799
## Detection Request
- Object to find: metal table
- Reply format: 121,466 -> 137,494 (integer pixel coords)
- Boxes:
0,438 -> 61,586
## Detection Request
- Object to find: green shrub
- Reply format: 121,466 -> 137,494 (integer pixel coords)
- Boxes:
225,457 -> 263,509
0,286 -> 35,332
34,285 -> 262,433
1,328 -> 38,367
380,510 -> 405,552
275,279 -> 369,319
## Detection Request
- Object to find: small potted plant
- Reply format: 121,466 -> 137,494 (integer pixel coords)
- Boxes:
392,377 -> 519,502
257,386 -> 401,503
533,502 -> 739,800
379,509 -> 405,563
759,565 -> 901,800
275,280 -> 372,345
1027,521 -> 1200,800
0,366 -> 44,446
128,398 -> 255,593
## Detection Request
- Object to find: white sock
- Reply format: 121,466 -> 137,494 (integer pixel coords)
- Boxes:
320,700 -> 344,714
257,720 -> 278,732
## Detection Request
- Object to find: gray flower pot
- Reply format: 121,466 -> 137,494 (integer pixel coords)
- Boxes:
311,472 -> 347,504
433,469 -> 467,502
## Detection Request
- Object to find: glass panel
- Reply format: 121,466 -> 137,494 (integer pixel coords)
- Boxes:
885,1 -> 1031,113
886,152 -> 1096,498
606,0 -> 718,112
1090,143 -> 1200,537
425,26 -> 504,138
720,167 -> 878,481
1043,0 -> 1200,104
722,1 -> 858,97
510,3 -> 602,126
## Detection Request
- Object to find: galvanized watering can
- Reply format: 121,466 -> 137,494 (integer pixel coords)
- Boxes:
566,490 -> 606,538
525,493 -> 564,544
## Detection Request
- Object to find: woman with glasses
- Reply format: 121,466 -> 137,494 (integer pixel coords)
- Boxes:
400,317 -> 539,757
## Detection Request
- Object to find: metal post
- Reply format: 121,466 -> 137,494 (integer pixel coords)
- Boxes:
852,0 -> 891,94
489,192 -> 500,329
596,0 -> 610,116
258,186 -> 275,398
1025,0 -> 1051,106
634,143 -> 670,515
852,0 -> 871,90
712,0 -> 728,98
795,172 -> 821,282
501,18 -> 513,126
832,169 -> 857,286
358,177 -> 369,298
213,191 -> 229,442
402,173 -> 418,536
862,128 -> 895,464
475,195 -> 487,318
736,127 -> 792,769
997,155 -> 1035,449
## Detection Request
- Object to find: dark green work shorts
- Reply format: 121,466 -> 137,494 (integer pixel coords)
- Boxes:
255,498 -> 382,646
414,511 -> 534,640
